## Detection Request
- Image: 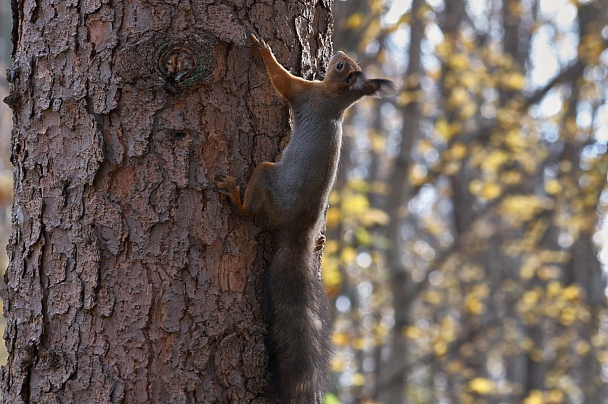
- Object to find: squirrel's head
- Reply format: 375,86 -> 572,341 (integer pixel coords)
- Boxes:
324,52 -> 363,92
324,51 -> 396,100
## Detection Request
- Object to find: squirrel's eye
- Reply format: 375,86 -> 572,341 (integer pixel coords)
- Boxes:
336,62 -> 344,71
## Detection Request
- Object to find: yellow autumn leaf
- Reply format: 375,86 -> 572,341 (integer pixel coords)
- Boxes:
501,170 -> 522,185
331,357 -> 345,372
352,373 -> 365,386
346,12 -> 364,29
539,249 -> 568,263
460,71 -> 477,88
353,372 -> 365,386
523,390 -> 544,404
326,207 -> 342,229
404,326 -> 425,340
562,284 -> 581,300
520,264 -> 535,280
360,208 -> 390,226
342,194 -> 369,216
480,182 -> 502,200
341,246 -> 357,265
434,340 -> 448,356
505,128 -> 526,149
442,161 -> 461,176
547,280 -> 562,297
465,294 -> 484,315
482,150 -> 510,172
424,291 -> 442,305
560,307 -> 577,326
448,53 -> 470,70
496,107 -> 520,127
409,164 -> 428,186
332,332 -> 349,347
321,257 -> 341,289
428,67 -> 442,81
574,341 -> 590,355
435,119 -> 461,141
398,90 -> 424,106
355,227 -> 372,246
502,72 -> 525,91
449,86 -> 470,107
545,179 -> 562,195
459,101 -> 477,120
328,190 -> 340,205
440,316 -> 457,339
348,179 -> 371,193
353,338 -> 366,350
547,390 -> 564,403
445,360 -> 464,374
499,195 -> 551,224
520,337 -> 534,351
521,289 -> 541,309
369,132 -> 387,153
435,41 -> 454,59
469,377 -> 493,395
450,142 -> 467,159
497,53 -> 516,69
538,265 -> 559,280
436,119 -> 451,140
469,179 -> 483,195
324,240 -> 340,255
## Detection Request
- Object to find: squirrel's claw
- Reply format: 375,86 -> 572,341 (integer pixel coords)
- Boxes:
251,33 -> 270,52
218,176 -> 239,200
218,176 -> 250,218
314,235 -> 326,251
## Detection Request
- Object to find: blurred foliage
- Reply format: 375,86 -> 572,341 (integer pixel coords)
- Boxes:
326,0 -> 608,403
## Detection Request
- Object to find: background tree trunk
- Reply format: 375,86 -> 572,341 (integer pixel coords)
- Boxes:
2,1 -> 333,402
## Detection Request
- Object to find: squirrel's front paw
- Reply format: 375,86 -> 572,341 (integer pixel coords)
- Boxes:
250,33 -> 271,59
250,34 -> 268,49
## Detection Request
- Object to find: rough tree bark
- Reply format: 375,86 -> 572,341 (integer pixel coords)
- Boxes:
2,1 -> 333,402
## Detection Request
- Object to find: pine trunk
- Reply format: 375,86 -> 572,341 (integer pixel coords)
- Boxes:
2,1 -> 333,402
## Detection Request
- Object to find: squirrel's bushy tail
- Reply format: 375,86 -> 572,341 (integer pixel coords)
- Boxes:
265,232 -> 331,403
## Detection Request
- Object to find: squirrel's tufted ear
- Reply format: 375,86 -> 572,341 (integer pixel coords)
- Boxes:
363,78 -> 397,97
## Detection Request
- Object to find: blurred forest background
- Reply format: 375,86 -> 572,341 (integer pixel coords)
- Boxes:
1,0 -> 608,403
327,0 -> 608,403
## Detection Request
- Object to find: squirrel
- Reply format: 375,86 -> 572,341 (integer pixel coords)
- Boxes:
219,34 -> 395,403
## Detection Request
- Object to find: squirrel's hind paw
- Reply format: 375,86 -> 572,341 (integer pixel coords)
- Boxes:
218,176 -> 240,201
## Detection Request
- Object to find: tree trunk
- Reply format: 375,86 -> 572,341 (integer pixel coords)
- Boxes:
378,0 -> 423,402
2,1 -> 333,402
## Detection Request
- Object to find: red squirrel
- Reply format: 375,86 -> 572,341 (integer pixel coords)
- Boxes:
219,34 -> 395,403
